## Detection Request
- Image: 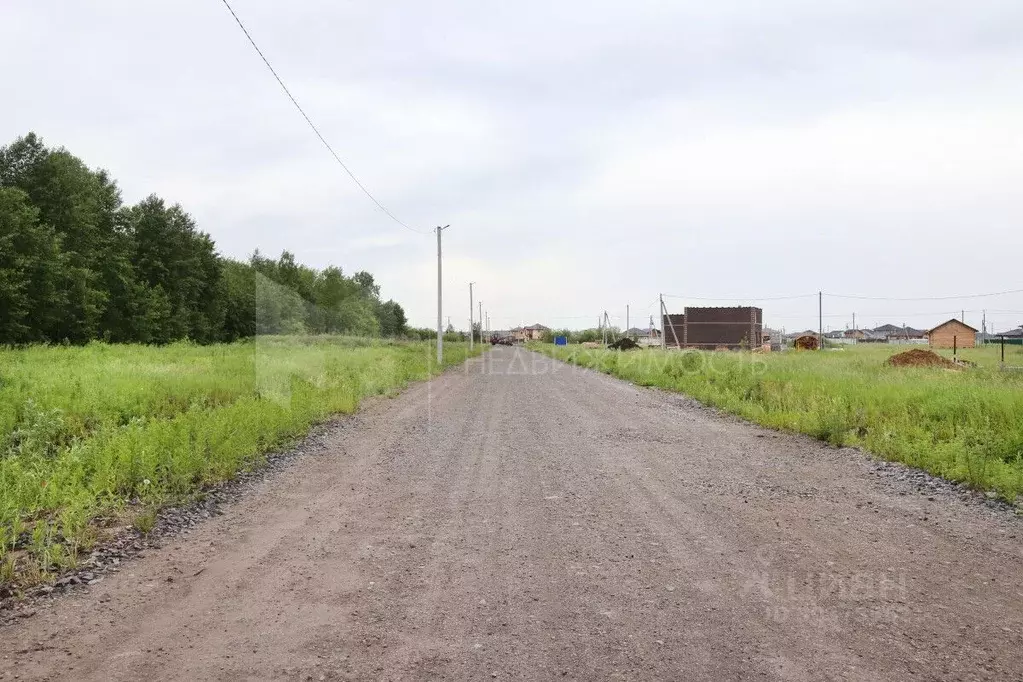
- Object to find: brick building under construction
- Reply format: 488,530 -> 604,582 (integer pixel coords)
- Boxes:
661,306 -> 763,350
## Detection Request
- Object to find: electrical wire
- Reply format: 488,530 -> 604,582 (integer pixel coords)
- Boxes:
218,0 -> 427,234
661,290 -> 1023,303
488,315 -> 625,321
824,288 -> 1023,302
661,293 -> 817,301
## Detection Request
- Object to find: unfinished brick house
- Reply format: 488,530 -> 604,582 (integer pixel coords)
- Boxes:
661,307 -> 763,350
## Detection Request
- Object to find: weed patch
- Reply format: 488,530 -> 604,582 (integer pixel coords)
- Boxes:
0,337 -> 480,587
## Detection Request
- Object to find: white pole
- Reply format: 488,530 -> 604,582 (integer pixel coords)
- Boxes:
436,225 -> 448,364
479,301 -> 483,343
469,282 -> 474,351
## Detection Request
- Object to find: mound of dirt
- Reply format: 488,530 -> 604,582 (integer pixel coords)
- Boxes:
794,335 -> 820,351
608,337 -> 640,351
886,348 -> 961,369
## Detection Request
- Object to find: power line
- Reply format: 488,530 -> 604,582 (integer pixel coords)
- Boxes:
218,0 -> 426,235
658,290 -> 1023,304
825,288 -> 1023,301
768,311 -> 957,320
488,314 -> 626,321
662,293 -> 817,301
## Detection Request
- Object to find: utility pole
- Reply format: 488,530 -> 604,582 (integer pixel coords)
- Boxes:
469,282 -> 474,351
436,225 -> 449,365
659,294 -> 666,350
818,291 -> 823,351
852,312 -> 856,331
659,294 -> 680,349
626,304 -> 630,334
479,301 -> 483,343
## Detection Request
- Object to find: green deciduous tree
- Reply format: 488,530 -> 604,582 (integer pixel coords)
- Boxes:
0,187 -> 65,343
0,133 -> 410,345
377,300 -> 407,337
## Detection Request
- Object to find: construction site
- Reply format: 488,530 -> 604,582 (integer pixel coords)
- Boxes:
660,306 -> 763,350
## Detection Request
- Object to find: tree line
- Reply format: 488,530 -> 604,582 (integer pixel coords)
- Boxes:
0,133 -> 408,345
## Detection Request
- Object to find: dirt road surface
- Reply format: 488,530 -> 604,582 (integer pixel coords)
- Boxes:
2,347 -> 1022,681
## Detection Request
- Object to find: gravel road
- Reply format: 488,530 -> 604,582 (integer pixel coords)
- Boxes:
2,347 -> 1021,681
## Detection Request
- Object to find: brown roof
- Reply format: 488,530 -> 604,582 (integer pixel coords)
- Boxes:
928,318 -> 979,334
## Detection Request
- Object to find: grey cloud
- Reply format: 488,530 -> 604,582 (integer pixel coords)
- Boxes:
3,0 -> 1022,332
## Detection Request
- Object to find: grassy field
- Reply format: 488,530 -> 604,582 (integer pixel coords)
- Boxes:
536,342 -> 1023,502
0,337 -> 480,586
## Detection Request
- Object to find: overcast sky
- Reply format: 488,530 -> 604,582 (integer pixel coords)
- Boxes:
4,0 -> 1023,333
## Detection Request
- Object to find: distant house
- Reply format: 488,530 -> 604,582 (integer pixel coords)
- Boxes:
625,327 -> 660,338
860,324 -> 929,343
928,319 -> 978,349
884,325 -> 927,340
859,330 -> 890,344
992,327 -> 1023,346
626,327 -> 662,347
512,323 -> 550,342
825,330 -> 858,345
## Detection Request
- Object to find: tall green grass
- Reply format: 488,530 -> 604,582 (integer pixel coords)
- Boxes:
536,343 -> 1023,501
0,337 -> 480,585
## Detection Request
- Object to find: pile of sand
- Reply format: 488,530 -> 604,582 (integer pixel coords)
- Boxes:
886,348 -> 961,369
